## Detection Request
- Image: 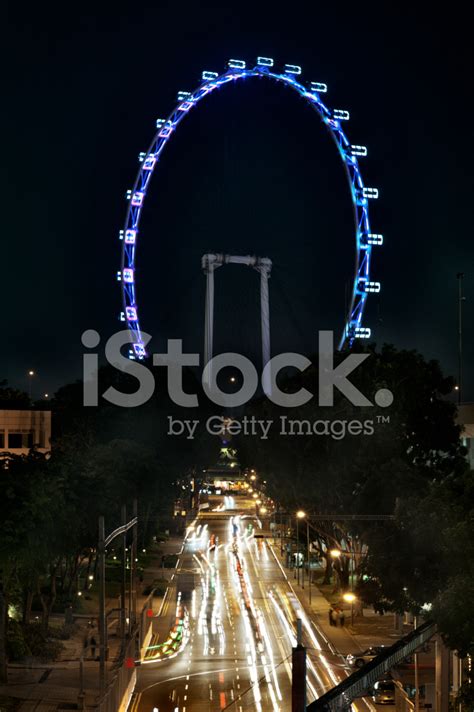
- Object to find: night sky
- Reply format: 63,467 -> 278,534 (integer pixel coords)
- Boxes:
5,2 -> 473,400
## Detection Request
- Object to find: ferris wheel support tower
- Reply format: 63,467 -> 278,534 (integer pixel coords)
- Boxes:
202,253 -> 272,393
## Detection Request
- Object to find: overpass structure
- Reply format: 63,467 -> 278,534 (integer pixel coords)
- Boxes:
307,620 -> 437,711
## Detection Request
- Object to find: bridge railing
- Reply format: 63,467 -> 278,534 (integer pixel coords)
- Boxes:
307,620 -> 436,712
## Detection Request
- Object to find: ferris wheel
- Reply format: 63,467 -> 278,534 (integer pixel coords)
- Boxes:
118,57 -> 383,361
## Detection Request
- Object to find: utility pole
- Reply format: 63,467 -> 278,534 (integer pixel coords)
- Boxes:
307,520 -> 311,605
292,618 -> 307,712
98,516 -> 106,693
121,505 -> 127,639
129,499 -> 138,634
457,272 -> 465,404
98,507 -> 138,696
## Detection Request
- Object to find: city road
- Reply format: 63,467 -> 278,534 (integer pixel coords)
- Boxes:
132,496 -> 378,712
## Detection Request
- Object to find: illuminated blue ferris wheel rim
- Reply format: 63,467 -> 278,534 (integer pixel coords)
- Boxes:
119,60 -> 382,360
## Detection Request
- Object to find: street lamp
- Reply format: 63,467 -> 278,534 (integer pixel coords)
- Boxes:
343,592 -> 357,626
329,548 -> 341,559
27,370 -> 35,402
260,506 -> 267,515
296,511 -> 306,587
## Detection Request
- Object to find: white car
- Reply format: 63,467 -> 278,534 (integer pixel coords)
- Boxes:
346,645 -> 386,668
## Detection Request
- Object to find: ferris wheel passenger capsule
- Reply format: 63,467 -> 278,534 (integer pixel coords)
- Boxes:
367,233 -> 383,245
228,59 -> 246,69
310,82 -> 327,93
362,187 -> 379,199
177,91 -> 192,101
257,57 -> 274,67
354,327 -> 371,338
350,145 -> 367,157
333,109 -> 350,120
284,64 -> 302,75
363,281 -> 381,293
202,71 -> 218,80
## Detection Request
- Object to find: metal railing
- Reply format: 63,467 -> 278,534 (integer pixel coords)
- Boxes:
307,620 -> 436,712
92,594 -> 154,712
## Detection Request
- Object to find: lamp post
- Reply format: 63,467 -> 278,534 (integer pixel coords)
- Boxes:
343,592 -> 356,627
296,511 -> 306,588
457,272 -> 465,404
306,519 -> 311,605
27,370 -> 35,402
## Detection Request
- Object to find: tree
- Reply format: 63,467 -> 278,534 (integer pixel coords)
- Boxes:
238,344 -> 469,624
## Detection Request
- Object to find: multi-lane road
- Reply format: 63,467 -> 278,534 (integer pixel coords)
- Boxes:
131,495 -> 378,712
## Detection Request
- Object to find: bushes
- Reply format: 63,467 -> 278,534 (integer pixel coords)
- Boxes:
23,624 -> 64,661
48,623 -> 79,640
6,621 -> 30,661
6,622 -> 65,662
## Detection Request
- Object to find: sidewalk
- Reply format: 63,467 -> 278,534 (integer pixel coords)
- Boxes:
0,536 -> 183,712
268,540 -> 407,657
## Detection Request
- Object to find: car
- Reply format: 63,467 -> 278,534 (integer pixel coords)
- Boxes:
372,679 -> 395,705
346,645 -> 386,668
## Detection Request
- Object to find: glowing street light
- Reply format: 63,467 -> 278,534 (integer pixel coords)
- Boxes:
295,511 -> 306,588
27,370 -> 35,402
250,474 -> 256,481
260,506 -> 267,515
343,591 -> 357,625
330,548 -> 342,558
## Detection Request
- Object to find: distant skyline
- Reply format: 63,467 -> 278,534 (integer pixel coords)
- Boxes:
5,2 -> 473,399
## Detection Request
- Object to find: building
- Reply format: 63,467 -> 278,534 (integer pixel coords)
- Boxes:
457,402 -> 474,470
0,409 -> 51,456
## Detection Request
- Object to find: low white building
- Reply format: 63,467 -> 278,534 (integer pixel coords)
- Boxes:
457,403 -> 474,470
0,409 -> 51,455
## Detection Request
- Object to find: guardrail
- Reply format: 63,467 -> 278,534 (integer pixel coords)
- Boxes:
92,592 -> 154,712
